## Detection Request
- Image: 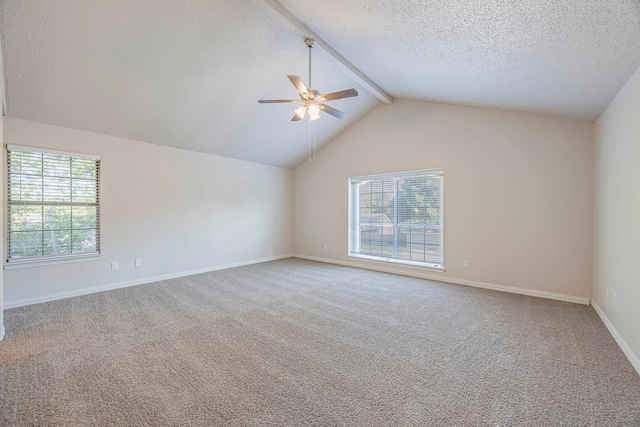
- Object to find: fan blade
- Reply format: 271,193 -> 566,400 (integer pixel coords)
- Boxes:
287,75 -> 308,96
318,103 -> 347,119
291,113 -> 302,122
318,88 -> 358,102
257,99 -> 300,103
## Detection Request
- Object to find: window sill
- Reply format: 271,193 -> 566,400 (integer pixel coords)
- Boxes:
348,253 -> 445,272
4,253 -> 102,270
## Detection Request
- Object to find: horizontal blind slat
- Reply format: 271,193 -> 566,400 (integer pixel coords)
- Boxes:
349,169 -> 444,268
7,147 -> 101,262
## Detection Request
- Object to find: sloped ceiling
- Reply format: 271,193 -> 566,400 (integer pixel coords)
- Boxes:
278,0 -> 640,122
0,0 -> 380,168
2,1 -> 640,168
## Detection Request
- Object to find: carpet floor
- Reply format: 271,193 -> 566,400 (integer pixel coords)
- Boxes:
1,258 -> 639,426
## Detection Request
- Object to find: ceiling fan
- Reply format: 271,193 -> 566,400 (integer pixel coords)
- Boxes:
258,38 -> 358,121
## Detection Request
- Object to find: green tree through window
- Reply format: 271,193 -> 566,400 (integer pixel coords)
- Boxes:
349,169 -> 443,268
7,146 -> 100,262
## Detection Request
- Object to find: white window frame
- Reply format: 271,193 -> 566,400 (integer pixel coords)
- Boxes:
348,168 -> 444,271
5,144 -> 101,269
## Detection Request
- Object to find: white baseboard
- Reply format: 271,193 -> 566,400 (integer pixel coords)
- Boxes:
3,254 -> 294,310
293,254 -> 591,305
592,301 -> 640,377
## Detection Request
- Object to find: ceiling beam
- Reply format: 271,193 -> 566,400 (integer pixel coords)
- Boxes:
261,0 -> 394,105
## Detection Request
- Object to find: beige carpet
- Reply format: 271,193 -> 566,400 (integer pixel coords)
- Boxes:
1,258 -> 639,426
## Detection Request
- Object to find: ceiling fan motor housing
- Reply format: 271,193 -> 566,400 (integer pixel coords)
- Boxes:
303,88 -> 320,102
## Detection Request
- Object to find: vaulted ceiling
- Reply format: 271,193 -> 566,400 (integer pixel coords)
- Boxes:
2,1 -> 640,168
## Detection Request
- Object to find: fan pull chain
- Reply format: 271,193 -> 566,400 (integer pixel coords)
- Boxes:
308,117 -> 311,162
307,116 -> 317,162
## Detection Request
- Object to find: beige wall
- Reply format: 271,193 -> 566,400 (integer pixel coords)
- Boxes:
3,118 -> 293,305
594,65 -> 640,371
294,99 -> 594,300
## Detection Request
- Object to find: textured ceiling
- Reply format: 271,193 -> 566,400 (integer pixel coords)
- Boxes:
279,0 -> 640,122
2,1 -> 640,168
0,0 -> 379,168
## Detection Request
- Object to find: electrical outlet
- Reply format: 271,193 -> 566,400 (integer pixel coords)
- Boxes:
324,244 -> 328,250
111,262 -> 119,270
245,246 -> 250,252
463,259 -> 469,268
135,258 -> 142,267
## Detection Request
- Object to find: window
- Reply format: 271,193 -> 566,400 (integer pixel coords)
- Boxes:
6,145 -> 100,264
349,169 -> 444,269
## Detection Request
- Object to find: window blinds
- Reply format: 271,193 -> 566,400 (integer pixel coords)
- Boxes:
349,169 -> 443,268
6,145 -> 101,262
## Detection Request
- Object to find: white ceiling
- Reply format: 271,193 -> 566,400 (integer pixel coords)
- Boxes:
278,0 -> 640,121
2,1 -> 640,168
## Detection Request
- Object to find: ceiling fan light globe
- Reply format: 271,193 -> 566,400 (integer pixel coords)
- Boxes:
294,106 -> 307,119
308,103 -> 320,115
308,103 -> 320,121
